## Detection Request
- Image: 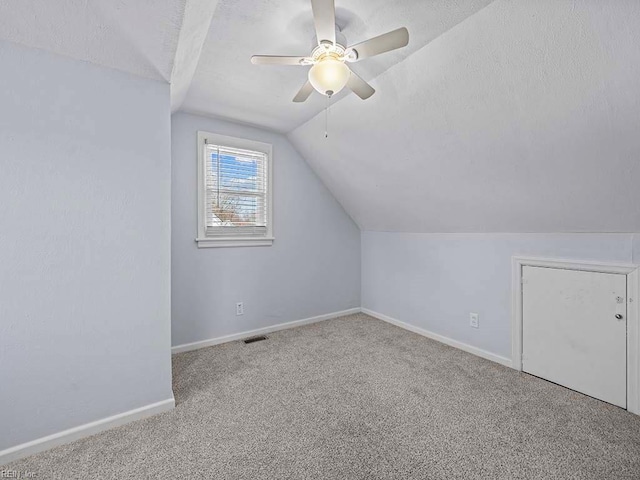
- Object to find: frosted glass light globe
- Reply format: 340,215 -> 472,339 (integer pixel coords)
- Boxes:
308,58 -> 350,97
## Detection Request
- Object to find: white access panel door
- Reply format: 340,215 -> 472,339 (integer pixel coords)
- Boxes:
522,266 -> 627,408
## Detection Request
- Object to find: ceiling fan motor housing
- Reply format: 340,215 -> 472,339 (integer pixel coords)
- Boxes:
311,29 -> 348,51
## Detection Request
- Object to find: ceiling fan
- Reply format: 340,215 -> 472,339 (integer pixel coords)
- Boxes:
250,0 -> 409,102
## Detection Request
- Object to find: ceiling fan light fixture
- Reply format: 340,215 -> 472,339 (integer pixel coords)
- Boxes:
308,57 -> 350,97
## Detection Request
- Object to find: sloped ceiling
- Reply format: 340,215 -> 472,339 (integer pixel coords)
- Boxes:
3,0 -> 638,233
0,0 -> 187,82
288,0 -> 640,232
180,0 -> 494,132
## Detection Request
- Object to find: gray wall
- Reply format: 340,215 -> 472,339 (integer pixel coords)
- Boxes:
171,113 -> 360,347
0,41 -> 173,450
362,232 -> 640,359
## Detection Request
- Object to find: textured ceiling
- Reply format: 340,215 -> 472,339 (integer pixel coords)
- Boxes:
170,0 -> 220,111
4,0 -> 639,233
180,0 -> 494,132
288,0 -> 640,232
0,0 -> 186,81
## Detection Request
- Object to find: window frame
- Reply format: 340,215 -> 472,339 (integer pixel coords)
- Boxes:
196,131 -> 274,248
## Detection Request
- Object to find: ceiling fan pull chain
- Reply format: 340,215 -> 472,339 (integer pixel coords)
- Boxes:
325,94 -> 330,138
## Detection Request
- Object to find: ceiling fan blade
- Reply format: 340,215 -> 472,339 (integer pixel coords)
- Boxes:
293,81 -> 315,103
251,55 -> 309,66
311,0 -> 336,45
347,27 -> 409,61
347,71 -> 375,100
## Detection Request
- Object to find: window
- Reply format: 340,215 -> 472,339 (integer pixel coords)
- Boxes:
196,132 -> 273,248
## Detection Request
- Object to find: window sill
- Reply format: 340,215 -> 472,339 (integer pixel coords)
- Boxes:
195,237 -> 275,248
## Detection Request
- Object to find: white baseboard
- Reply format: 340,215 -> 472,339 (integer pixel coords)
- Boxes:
171,308 -> 362,354
0,397 -> 175,466
361,308 -> 513,368
2,307 -> 509,466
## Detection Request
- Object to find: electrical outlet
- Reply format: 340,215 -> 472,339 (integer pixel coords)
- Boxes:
236,302 -> 244,316
470,312 -> 479,328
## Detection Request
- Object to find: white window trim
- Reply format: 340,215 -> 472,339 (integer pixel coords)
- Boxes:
196,131 -> 274,248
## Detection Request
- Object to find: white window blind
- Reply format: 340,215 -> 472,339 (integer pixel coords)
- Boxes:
204,142 -> 269,238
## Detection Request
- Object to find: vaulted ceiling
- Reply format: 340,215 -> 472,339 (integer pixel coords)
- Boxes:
0,0 -> 187,82
2,0 -> 639,232
289,0 -> 640,232
180,0 -> 494,132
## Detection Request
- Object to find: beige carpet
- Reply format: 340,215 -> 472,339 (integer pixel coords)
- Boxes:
4,313 -> 640,479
